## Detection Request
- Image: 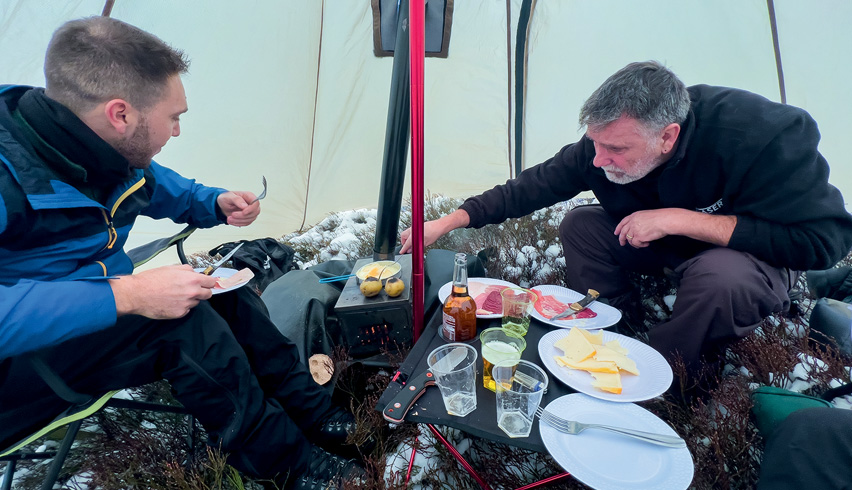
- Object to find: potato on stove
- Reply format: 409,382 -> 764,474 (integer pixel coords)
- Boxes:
359,277 -> 382,297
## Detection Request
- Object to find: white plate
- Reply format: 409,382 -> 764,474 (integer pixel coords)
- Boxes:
540,394 -> 693,490
529,285 -> 621,329
538,329 -> 672,402
437,277 -> 519,319
194,267 -> 250,295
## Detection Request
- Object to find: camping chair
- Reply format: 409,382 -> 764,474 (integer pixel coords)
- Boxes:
0,225 -> 198,490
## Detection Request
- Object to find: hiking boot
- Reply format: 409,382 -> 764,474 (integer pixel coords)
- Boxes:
313,407 -> 376,457
316,407 -> 357,445
287,445 -> 366,490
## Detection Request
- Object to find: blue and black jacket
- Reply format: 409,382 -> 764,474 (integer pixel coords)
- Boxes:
0,85 -> 226,359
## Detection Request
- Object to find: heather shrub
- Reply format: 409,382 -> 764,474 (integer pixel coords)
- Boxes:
5,194 -> 850,490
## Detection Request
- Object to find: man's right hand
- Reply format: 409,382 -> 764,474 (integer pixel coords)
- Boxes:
109,264 -> 219,319
399,209 -> 470,254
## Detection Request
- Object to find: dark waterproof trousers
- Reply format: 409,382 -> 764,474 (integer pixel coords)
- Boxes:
0,287 -> 333,482
559,205 -> 793,370
758,407 -> 852,489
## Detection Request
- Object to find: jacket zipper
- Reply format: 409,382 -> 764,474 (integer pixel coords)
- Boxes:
101,209 -> 118,250
100,177 -> 147,252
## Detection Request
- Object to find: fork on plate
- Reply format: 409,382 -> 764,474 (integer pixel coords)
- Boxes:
250,176 -> 267,204
535,407 -> 686,448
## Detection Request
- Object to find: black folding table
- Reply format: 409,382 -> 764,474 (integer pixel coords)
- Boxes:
377,310 -> 576,489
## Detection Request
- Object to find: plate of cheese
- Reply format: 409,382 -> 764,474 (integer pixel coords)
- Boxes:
540,393 -> 694,490
538,327 -> 672,402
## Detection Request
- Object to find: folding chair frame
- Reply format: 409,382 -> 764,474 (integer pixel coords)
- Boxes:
1,226 -> 198,489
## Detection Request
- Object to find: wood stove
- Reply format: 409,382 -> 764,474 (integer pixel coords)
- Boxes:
334,255 -> 413,358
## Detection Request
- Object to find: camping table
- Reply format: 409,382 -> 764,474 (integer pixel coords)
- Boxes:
376,310 -> 575,489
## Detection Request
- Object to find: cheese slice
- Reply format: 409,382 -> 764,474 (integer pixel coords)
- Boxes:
562,358 -> 619,373
554,328 -> 596,362
590,371 -> 622,394
594,345 -> 640,376
577,328 -> 604,345
604,339 -> 629,355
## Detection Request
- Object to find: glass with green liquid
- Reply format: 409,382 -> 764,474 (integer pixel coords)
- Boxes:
501,287 -> 537,337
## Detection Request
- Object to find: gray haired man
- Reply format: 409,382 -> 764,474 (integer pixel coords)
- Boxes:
401,61 -> 852,375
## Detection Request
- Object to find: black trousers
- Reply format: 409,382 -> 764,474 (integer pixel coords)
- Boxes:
0,287 -> 333,481
758,407 -> 852,489
559,206 -> 792,370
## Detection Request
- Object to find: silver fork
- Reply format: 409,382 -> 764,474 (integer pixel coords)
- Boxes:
535,407 -> 686,448
249,176 -> 267,204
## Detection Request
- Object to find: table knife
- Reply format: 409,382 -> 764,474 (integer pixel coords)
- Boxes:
550,288 -> 600,320
202,242 -> 244,276
382,346 -> 467,423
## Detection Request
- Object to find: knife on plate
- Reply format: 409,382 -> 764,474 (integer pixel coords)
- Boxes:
202,242 -> 245,276
550,288 -> 600,320
382,346 -> 467,423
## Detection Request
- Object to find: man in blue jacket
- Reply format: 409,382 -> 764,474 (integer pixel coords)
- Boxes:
401,61 -> 852,375
0,16 -> 362,489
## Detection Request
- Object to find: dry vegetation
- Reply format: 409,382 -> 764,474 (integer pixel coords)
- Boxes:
5,196 -> 851,490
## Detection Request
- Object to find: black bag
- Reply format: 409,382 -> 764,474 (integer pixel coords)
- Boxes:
209,238 -> 297,293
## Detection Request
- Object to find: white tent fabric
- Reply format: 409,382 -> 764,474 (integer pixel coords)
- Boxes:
1,0 -> 850,267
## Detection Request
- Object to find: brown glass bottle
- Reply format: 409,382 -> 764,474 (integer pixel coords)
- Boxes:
441,253 -> 477,341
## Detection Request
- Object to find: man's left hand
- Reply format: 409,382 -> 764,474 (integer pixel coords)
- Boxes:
614,209 -> 677,247
217,191 -> 260,227
615,208 -> 736,248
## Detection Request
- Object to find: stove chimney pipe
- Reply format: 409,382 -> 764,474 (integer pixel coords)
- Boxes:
373,0 -> 411,261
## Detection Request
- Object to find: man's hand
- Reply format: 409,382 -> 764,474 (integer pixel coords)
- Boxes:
109,264 -> 218,319
615,208 -> 736,248
217,191 -> 260,227
399,209 -> 471,254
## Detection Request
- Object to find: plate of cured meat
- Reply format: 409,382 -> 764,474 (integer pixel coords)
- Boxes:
437,277 -> 519,319
195,267 -> 255,295
530,285 -> 622,329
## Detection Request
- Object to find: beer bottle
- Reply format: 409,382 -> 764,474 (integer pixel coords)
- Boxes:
441,253 -> 477,341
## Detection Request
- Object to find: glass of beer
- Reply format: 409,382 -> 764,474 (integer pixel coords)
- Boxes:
480,327 -> 526,392
501,288 -> 537,337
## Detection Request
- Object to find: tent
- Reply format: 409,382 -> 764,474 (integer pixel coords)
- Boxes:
2,0 -> 850,266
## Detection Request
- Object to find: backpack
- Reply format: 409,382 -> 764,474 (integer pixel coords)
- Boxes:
209,238 -> 297,293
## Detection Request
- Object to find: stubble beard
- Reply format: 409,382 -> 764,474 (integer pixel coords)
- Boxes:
116,118 -> 154,170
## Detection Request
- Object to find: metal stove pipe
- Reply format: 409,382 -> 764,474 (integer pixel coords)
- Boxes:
373,0 -> 411,261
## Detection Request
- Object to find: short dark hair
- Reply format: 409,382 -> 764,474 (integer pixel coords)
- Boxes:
579,61 -> 690,133
44,16 -> 189,114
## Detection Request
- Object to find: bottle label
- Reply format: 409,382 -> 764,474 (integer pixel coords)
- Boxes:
442,312 -> 457,341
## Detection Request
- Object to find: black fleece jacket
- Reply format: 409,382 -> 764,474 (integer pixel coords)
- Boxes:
459,85 -> 852,271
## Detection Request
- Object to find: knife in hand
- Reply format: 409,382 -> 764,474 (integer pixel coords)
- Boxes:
202,242 -> 245,276
550,288 -> 600,320
382,346 -> 467,423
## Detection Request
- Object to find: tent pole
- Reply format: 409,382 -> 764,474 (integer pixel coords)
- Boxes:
101,0 -> 115,17
410,0 -> 425,341
765,0 -> 787,104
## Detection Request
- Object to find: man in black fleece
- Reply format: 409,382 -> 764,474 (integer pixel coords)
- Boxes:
401,61 -> 852,372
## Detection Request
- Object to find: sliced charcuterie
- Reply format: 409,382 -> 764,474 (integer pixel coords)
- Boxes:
531,288 -> 597,321
472,283 -> 511,315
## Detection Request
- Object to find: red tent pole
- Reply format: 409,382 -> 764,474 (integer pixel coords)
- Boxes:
410,0 -> 425,341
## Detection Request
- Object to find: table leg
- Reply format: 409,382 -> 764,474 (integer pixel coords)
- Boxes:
426,424 -> 493,490
513,472 -> 574,490
425,424 -> 573,490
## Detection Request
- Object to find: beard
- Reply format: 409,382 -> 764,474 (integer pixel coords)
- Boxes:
603,151 -> 663,185
115,118 -> 154,170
